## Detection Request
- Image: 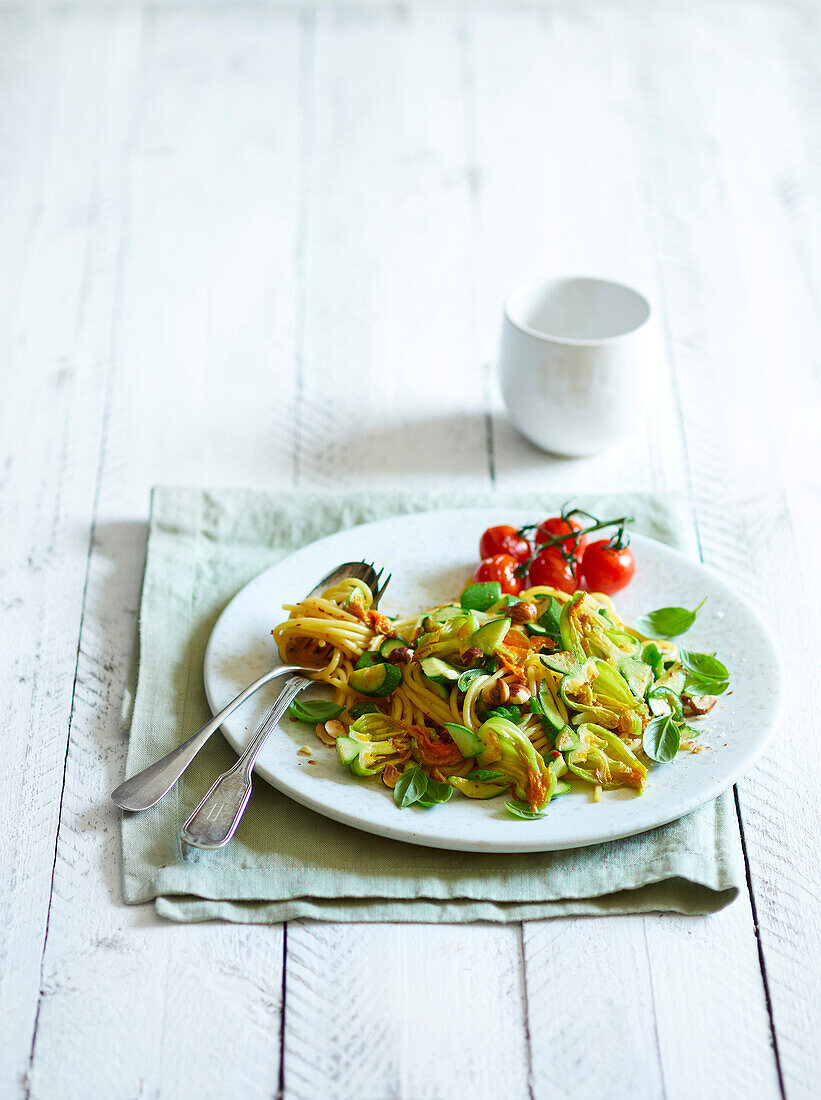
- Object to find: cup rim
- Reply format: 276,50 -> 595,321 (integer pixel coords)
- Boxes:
504,276 -> 653,346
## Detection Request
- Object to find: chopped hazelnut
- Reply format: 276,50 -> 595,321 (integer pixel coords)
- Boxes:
319,719 -> 346,744
386,646 -> 412,666
382,763 -> 401,789
508,600 -> 538,625
682,694 -> 718,717
508,683 -> 531,705
481,678 -> 510,706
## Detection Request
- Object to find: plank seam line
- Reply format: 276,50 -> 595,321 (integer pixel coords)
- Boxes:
484,411 -> 496,486
277,923 -> 289,1099
649,250 -> 704,562
518,924 -> 536,1100
458,6 -> 495,489
642,920 -> 669,1100
25,261 -> 115,1098
292,6 -> 315,489
733,785 -> 787,1099
24,19 -> 142,1084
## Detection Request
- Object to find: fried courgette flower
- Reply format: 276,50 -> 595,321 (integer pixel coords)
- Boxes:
474,716 -> 560,811
565,723 -> 646,790
335,714 -> 412,777
410,725 -> 464,769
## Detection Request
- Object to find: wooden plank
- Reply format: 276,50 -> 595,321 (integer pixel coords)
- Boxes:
630,3 -> 821,1095
0,10 -> 139,1096
26,8 -> 302,1097
470,6 -> 781,1098
27,520 -> 285,1100
469,4 -> 688,498
282,8 -> 529,1099
96,7 -> 303,515
293,4 -> 488,490
285,923 -> 530,1100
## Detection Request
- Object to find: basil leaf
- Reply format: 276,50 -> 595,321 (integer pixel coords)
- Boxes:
485,704 -> 521,724
686,677 -> 729,697
529,696 -> 545,718
642,642 -> 664,679
483,656 -> 499,674
418,778 -> 453,806
347,702 -> 381,719
355,651 -> 384,670
460,582 -> 502,612
287,699 -> 346,724
505,800 -> 546,820
467,769 -> 505,781
393,765 -> 429,808
457,667 -> 484,692
642,715 -> 681,763
679,649 -> 730,696
678,649 -> 728,680
537,597 -> 563,646
633,599 -> 705,639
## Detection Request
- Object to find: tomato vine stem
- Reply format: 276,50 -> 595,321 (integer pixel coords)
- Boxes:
515,506 -> 635,578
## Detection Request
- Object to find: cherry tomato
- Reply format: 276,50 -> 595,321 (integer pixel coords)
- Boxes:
478,525 -> 531,564
535,515 -> 587,559
527,546 -> 579,594
473,554 -> 524,596
580,539 -> 635,594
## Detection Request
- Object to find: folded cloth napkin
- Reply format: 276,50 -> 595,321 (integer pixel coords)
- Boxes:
121,487 -> 743,923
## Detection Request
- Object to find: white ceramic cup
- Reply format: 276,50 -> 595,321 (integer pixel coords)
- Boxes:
498,276 -> 657,456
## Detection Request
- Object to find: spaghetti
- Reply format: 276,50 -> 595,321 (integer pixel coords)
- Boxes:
273,574 -> 724,816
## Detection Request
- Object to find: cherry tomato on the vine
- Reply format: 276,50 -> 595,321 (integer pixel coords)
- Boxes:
535,515 -> 587,559
478,524 -> 531,564
473,554 -> 524,596
580,539 -> 635,594
527,546 -> 579,594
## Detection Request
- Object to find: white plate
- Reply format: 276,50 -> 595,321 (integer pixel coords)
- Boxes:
203,509 -> 783,853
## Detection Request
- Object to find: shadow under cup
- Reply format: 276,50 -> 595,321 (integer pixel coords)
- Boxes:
499,277 -> 657,457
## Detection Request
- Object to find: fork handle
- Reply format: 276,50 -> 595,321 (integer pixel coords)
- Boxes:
180,675 -> 311,849
111,665 -> 306,812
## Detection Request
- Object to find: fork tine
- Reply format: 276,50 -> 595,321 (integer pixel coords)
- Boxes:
373,571 -> 392,608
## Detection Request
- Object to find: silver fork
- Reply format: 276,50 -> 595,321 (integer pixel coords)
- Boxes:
112,561 -> 389,813
180,562 -> 391,849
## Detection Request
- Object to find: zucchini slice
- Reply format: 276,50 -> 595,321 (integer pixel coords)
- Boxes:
618,656 -> 653,700
348,662 -> 403,698
448,776 -> 508,799
420,657 -> 461,685
355,650 -> 384,670
443,721 -> 483,758
469,617 -> 510,656
536,680 -> 565,735
335,736 -> 361,768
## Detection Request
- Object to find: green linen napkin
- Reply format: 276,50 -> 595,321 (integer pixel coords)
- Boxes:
121,487 -> 743,923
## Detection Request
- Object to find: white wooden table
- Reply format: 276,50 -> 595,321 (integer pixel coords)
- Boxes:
2,1 -> 819,1096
